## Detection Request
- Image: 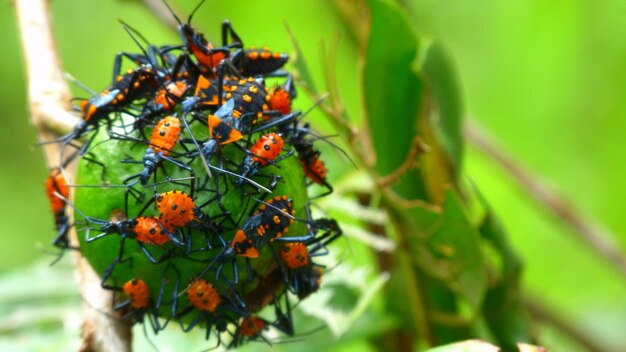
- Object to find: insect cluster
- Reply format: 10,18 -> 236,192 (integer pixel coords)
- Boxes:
43,2 -> 342,348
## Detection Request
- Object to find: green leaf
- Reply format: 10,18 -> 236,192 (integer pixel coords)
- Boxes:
422,41 -> 464,178
479,210 -> 535,349
363,0 -> 427,199
423,190 -> 487,313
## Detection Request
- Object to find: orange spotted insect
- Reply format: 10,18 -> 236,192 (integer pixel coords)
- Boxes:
174,277 -> 247,345
113,115 -> 195,186
56,188 -> 182,268
112,278 -> 166,335
229,292 -> 296,348
268,73 -> 296,116
277,217 -> 342,299
45,168 -> 74,261
235,133 -> 293,187
153,184 -> 235,251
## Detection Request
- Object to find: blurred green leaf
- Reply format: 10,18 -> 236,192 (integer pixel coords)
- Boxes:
479,210 -> 534,349
422,41 -> 464,178
425,190 -> 487,312
363,0 -> 427,199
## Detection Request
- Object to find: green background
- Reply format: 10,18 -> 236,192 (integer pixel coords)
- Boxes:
1,0 -> 624,351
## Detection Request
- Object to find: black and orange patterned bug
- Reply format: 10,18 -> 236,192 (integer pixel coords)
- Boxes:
154,187 -> 233,248
277,217 -> 342,299
65,66 -> 158,149
230,195 -> 296,258
221,76 -> 271,121
117,115 -> 195,186
45,168 -> 72,256
229,293 -> 296,348
160,0 -> 234,74
112,278 -> 164,335
58,189 -> 182,270
134,80 -> 189,130
174,277 -> 246,345
235,133 -> 293,187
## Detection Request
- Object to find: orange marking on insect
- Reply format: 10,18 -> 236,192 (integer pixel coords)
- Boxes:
208,115 -> 243,144
134,216 -> 171,245
240,316 -> 265,337
45,168 -> 68,213
249,133 -> 284,166
187,279 -> 220,312
149,116 -> 181,155
248,51 -> 259,60
301,156 -> 327,184
123,279 -> 149,309
154,81 -> 187,110
269,87 -> 291,115
281,243 -> 309,269
156,190 -> 195,227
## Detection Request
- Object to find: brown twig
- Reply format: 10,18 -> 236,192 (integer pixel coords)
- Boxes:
14,0 -> 131,351
465,119 -> 626,280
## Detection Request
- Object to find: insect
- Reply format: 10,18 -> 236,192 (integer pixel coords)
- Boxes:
235,133 -> 293,188
275,215 -> 342,298
160,0 -> 235,74
114,279 -> 162,332
115,115 -> 196,186
174,277 -> 247,346
45,168 -> 74,262
267,74 -> 296,116
229,292 -> 296,348
230,195 -> 296,259
55,188 -> 183,291
153,184 -> 235,253
70,66 -> 158,149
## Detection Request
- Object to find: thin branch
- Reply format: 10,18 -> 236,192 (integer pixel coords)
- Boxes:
14,1 -> 131,351
523,295 -> 608,352
465,119 -> 626,280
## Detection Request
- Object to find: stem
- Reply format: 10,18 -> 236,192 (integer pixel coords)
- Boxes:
465,119 -> 626,280
14,0 -> 131,351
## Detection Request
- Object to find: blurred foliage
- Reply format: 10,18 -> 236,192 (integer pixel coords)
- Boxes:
2,0 -> 625,351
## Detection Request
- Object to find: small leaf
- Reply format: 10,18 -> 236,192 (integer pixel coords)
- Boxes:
479,211 -> 535,349
422,41 -> 464,177
363,0 -> 427,199
423,190 -> 487,312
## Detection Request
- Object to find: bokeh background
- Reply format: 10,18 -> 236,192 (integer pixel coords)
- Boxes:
1,0 -> 625,351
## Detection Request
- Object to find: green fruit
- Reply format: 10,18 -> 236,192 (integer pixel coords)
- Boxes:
73,120 -> 308,319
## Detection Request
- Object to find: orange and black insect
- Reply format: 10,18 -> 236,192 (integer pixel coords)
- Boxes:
112,278 -> 165,335
174,277 -> 247,344
235,133 -> 293,187
115,115 -> 194,186
59,189 -> 181,271
230,195 -> 296,258
154,186 -> 233,248
45,168 -> 72,253
160,0 -> 234,74
277,217 -> 342,298
229,293 -> 296,348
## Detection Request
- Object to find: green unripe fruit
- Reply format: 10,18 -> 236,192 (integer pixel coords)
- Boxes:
73,120 -> 308,319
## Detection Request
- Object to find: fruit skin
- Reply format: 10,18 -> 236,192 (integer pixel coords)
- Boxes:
74,121 -> 307,317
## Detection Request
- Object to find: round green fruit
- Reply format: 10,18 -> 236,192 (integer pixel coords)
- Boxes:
73,121 -> 308,319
